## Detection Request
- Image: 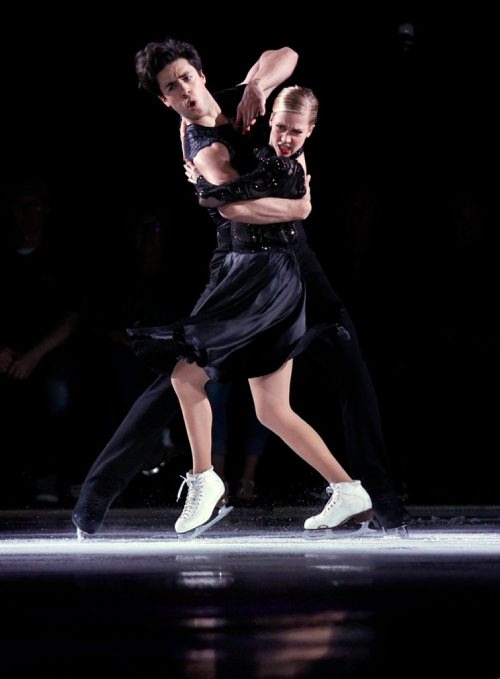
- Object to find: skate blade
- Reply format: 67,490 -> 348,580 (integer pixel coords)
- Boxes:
382,524 -> 409,539
177,505 -> 234,541
76,527 -> 92,542
303,520 -> 376,540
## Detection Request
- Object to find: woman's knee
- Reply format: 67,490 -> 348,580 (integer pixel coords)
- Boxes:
171,361 -> 206,393
171,361 -> 189,392
254,403 -> 287,431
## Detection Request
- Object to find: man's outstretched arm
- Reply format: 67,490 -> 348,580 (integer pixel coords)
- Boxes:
184,46 -> 301,215
185,46 -> 298,182
237,47 -> 298,132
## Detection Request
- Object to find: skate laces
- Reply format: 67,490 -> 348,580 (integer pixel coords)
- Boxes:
176,475 -> 202,518
176,475 -> 188,502
324,484 -> 341,511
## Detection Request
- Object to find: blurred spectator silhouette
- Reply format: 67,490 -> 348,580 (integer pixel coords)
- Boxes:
0,177 -> 86,506
85,208 -> 189,493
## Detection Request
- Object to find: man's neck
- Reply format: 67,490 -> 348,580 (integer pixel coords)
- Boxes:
184,92 -> 229,128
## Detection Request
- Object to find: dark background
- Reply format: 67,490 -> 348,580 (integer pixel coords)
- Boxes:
1,9 -> 498,505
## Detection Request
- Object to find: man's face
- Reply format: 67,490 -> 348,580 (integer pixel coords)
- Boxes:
157,58 -> 209,121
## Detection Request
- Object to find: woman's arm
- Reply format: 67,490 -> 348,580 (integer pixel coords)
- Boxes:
218,154 -> 311,222
186,155 -> 306,208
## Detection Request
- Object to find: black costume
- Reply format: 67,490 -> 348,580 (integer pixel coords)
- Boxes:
73,85 -> 409,533
128,149 -> 335,381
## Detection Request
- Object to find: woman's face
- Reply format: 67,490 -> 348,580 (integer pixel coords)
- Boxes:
269,110 -> 315,157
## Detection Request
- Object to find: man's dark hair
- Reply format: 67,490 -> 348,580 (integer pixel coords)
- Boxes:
135,37 -> 203,97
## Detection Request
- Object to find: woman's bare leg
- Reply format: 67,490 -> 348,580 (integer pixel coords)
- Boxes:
249,361 -> 372,529
171,360 -> 227,534
171,360 -> 212,474
249,360 -> 351,483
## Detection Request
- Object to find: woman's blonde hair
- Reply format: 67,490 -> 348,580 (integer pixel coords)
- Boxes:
272,86 -> 319,125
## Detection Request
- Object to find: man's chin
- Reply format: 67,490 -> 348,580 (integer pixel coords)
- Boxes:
185,109 -> 204,122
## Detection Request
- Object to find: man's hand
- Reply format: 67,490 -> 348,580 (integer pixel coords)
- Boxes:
302,174 -> 312,217
237,47 -> 298,134
184,160 -> 201,185
236,79 -> 266,134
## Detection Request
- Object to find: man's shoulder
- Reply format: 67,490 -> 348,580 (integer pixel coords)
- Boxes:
182,86 -> 246,162
184,124 -> 236,162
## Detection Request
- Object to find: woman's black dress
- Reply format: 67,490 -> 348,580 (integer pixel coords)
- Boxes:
128,146 -> 332,382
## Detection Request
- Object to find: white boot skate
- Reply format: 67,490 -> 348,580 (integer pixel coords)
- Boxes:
175,466 -> 233,538
304,481 -> 373,538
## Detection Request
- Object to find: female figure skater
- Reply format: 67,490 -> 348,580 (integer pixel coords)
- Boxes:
130,86 -> 373,536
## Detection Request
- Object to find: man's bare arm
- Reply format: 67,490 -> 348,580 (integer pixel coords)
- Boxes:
219,191 -> 311,224
240,47 -> 298,96
187,48 -> 308,224
214,153 -> 310,223
237,47 -> 298,132
193,144 -> 240,184
192,143 -> 311,223
182,46 -> 298,175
